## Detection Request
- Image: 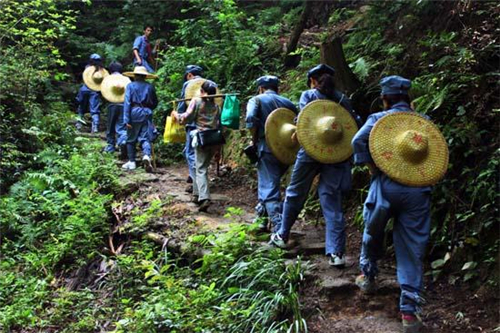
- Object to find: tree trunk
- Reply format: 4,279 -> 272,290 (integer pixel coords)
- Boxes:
320,37 -> 360,95
285,0 -> 313,67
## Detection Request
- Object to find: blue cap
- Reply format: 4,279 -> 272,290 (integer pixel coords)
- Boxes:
380,75 -> 411,95
307,64 -> 335,87
256,75 -> 279,88
90,53 -> 102,61
185,65 -> 203,76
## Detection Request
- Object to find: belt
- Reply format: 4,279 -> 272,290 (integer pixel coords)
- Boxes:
132,103 -> 151,108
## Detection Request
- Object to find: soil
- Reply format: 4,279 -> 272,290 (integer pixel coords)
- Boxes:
116,159 -> 499,333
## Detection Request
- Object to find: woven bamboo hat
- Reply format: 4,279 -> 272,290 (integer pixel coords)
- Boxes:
369,112 -> 449,186
83,66 -> 109,91
123,66 -> 158,79
296,100 -> 358,163
265,108 -> 299,165
185,78 -> 223,107
100,74 -> 131,103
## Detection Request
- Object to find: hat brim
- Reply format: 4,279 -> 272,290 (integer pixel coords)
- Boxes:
123,72 -> 158,79
185,78 -> 223,107
265,108 -> 299,165
83,66 -> 109,91
296,100 -> 358,163
369,112 -> 449,186
101,74 -> 131,103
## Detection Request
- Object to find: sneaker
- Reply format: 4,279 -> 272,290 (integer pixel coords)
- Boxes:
143,155 -> 153,173
75,116 -> 86,130
122,161 -> 136,170
355,274 -> 377,294
185,184 -> 193,193
104,145 -> 115,153
329,253 -> 346,268
270,233 -> 287,249
191,195 -> 199,204
186,176 -> 193,184
402,313 -> 423,333
198,199 -> 211,212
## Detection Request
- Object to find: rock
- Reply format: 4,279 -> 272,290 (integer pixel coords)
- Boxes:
297,241 -> 325,255
320,275 -> 356,294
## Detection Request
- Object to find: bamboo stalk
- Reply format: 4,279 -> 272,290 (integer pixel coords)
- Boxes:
168,93 -> 240,104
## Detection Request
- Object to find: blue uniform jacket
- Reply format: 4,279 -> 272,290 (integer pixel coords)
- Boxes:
297,89 -> 360,163
133,35 -> 151,62
351,101 -> 431,193
245,90 -> 298,153
123,81 -> 158,124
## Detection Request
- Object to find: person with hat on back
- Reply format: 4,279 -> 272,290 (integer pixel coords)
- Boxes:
76,53 -> 107,133
101,61 -> 130,158
133,25 -> 160,73
177,65 -> 204,191
351,75 -> 448,333
270,64 -> 361,269
121,66 -> 158,172
172,80 -> 222,212
246,75 -> 297,232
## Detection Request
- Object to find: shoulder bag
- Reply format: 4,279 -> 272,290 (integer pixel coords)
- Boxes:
196,101 -> 225,147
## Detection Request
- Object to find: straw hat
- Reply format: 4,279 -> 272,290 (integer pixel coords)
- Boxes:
123,66 -> 158,79
265,108 -> 299,165
369,112 -> 449,186
100,74 -> 131,103
296,100 -> 358,163
83,66 -> 109,91
185,78 -> 223,107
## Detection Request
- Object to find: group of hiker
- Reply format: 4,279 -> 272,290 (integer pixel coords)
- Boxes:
75,25 -> 449,333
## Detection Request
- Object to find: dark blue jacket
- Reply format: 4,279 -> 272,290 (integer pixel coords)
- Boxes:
246,90 -> 298,153
123,81 -> 158,124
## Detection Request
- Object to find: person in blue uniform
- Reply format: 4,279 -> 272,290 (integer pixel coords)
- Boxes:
351,76 -> 428,332
270,64 -> 360,268
177,65 -> 204,190
76,53 -> 102,133
122,67 -> 158,172
104,61 -> 128,158
246,75 -> 297,232
133,25 -> 160,73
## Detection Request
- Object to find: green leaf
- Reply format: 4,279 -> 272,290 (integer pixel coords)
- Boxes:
431,259 -> 445,269
456,106 -> 466,116
461,261 -> 477,270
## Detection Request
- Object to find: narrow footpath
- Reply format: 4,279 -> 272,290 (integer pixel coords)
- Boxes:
112,157 -> 497,333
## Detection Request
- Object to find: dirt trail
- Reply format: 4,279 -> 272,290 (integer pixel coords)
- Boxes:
117,162 -> 498,333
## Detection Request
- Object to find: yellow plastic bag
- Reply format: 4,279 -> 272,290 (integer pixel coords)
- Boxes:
163,116 -> 186,144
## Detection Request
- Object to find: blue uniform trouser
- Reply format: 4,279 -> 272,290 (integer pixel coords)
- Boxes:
278,159 -> 349,255
184,126 -> 196,180
105,104 -> 127,152
77,90 -> 101,129
134,58 -> 154,73
126,121 -> 152,162
257,152 -> 288,232
360,183 -> 431,314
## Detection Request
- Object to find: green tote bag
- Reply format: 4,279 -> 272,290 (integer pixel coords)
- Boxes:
221,94 -> 240,129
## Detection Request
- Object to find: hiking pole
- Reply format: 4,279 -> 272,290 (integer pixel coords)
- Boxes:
216,146 -> 222,177
154,40 -> 161,72
151,143 -> 157,172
